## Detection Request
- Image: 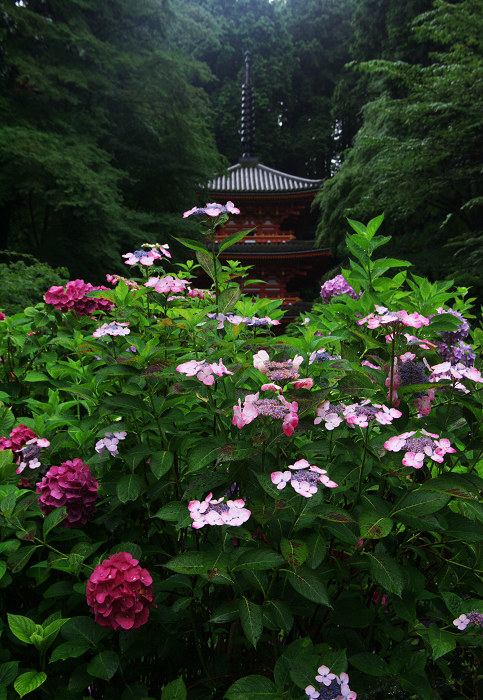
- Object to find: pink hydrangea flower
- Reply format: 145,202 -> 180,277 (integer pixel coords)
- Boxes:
144,275 -> 189,294
292,378 -> 314,390
183,201 -> 240,218
0,425 -> 50,474
384,429 -> 456,468
427,360 -> 483,392
122,247 -> 170,266
343,400 -> 402,428
86,552 -> 155,630
233,393 -> 259,428
106,274 -> 140,290
305,665 -> 357,700
357,306 -> 429,330
188,492 -> 251,529
314,401 -> 344,430
0,312 -> 5,321
253,350 -> 303,382
272,459 -> 337,498
233,391 -> 298,437
93,322 -> 130,338
44,280 -> 114,315
176,358 -> 233,385
36,459 -> 98,527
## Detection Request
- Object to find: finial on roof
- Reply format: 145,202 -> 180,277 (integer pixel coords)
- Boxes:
240,50 -> 257,164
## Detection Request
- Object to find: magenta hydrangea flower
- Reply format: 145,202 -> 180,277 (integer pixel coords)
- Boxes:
0,425 -> 50,474
93,322 -> 130,338
44,279 -> 114,316
271,459 -> 337,498
0,312 -> 5,321
384,429 -> 456,468
144,275 -> 189,294
122,246 -> 170,266
320,274 -> 360,303
86,552 -> 155,630
188,492 -> 251,529
106,274 -> 140,290
36,459 -> 99,528
95,431 -> 127,457
176,359 -> 233,386
357,306 -> 429,330
183,201 -> 240,218
233,391 -> 299,437
305,665 -> 357,700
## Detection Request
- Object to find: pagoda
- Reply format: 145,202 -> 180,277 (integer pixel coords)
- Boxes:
207,51 -> 331,308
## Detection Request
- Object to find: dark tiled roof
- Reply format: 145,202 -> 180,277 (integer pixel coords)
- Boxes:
217,240 -> 330,255
208,160 -> 323,194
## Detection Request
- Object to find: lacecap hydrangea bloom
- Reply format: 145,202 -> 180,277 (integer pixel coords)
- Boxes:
272,459 -> 337,497
0,424 -> 50,474
144,276 -> 189,294
188,492 -> 251,529
357,306 -> 429,330
384,429 -> 456,468
253,349 -> 304,382
93,322 -> 130,338
183,201 -> 240,218
176,359 -> 233,386
95,431 -> 127,457
44,279 -> 114,316
320,274 -> 360,303
36,459 -> 99,528
453,611 -> 483,631
86,552 -> 155,630
233,391 -> 299,437
314,400 -> 401,430
122,246 -> 170,266
305,665 -> 357,699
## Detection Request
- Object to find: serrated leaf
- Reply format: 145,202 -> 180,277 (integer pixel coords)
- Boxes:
14,671 -> 47,697
150,450 -> 174,479
428,624 -> 456,660
50,640 -> 90,663
392,491 -> 450,518
7,614 -> 36,644
224,675 -> 279,700
280,538 -> 309,568
42,507 -> 67,538
367,552 -> 404,597
161,676 -> 187,700
217,285 -> 241,314
116,474 -> 143,503
350,652 -> 389,677
87,651 -> 119,681
61,616 -> 106,646
239,598 -> 263,648
359,512 -> 393,539
284,566 -> 331,606
165,551 -> 210,575
232,549 -> 285,571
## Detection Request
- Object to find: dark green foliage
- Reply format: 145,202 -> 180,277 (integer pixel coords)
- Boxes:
0,252 -> 68,315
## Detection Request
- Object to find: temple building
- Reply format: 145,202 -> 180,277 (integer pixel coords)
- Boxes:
207,51 -> 331,311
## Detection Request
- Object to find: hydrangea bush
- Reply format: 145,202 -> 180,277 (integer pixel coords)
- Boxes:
0,210 -> 481,700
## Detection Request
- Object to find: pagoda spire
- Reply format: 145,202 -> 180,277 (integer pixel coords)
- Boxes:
240,50 -> 257,162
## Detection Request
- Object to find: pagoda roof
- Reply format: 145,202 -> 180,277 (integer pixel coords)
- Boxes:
218,240 -> 330,258
208,159 -> 323,195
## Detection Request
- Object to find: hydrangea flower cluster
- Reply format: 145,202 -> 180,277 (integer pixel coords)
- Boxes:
272,459 -> 337,498
320,274 -> 360,303
384,429 -> 456,468
122,246 -> 170,266
92,322 -> 130,338
207,313 -> 280,329
86,552 -> 155,630
95,431 -> 127,457
188,492 -> 251,529
233,391 -> 299,437
176,359 -> 233,386
0,424 -> 50,474
188,288 -> 214,300
314,400 -> 401,430
106,274 -> 140,290
36,459 -> 99,527
0,312 -> 5,321
44,280 -> 114,316
183,201 -> 240,218
144,276 -> 190,294
386,352 -> 435,415
438,340 -> 476,367
357,306 -> 429,330
305,665 -> 357,699
253,350 -> 304,382
309,348 -> 340,364
453,611 -> 483,631
427,360 -> 483,392
432,307 -> 470,345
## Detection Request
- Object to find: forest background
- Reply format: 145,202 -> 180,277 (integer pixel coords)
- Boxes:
0,0 -> 482,311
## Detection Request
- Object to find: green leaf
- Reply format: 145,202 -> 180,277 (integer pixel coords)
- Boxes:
165,552 -> 210,575
103,394 -> 150,414
195,250 -> 219,280
428,624 -> 456,661
219,228 -> 253,253
359,512 -> 393,539
367,552 -> 404,597
42,507 -> 67,538
14,671 -> 47,698
0,561 -> 6,581
172,236 -> 208,253
153,502 -> 186,522
284,566 -> 331,606
392,491 -> 450,518
116,474 -> 143,503
50,641 -> 90,663
149,450 -> 174,479
217,285 -> 241,314
87,651 -> 119,681
0,661 -> 18,686
224,675 -> 279,700
305,532 -> 327,569
263,600 -> 293,632
7,614 -> 36,644
350,652 -> 390,677
0,403 -> 15,435
232,549 -> 285,571
61,616 -> 107,647
280,538 -> 309,568
161,677 -> 187,700
239,598 -> 263,648
210,600 -> 240,624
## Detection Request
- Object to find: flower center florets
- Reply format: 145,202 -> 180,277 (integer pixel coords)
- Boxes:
255,398 -> 291,419
265,361 -> 300,382
404,436 -> 434,452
